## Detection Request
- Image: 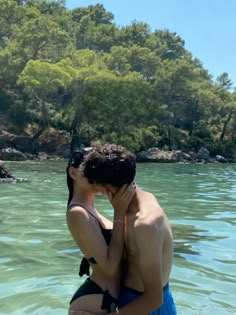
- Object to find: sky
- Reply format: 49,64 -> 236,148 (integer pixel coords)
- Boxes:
66,0 -> 236,85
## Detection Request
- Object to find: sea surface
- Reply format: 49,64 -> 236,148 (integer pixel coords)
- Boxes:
0,161 -> 236,315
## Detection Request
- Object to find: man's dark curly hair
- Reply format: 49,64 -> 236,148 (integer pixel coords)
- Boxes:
83,144 -> 136,188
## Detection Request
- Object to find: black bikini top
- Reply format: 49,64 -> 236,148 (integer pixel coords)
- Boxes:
67,203 -> 112,276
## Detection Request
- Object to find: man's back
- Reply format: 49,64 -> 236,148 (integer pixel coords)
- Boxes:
123,188 -> 174,292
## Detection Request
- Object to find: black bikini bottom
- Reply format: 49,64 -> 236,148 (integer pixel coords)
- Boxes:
70,277 -> 118,312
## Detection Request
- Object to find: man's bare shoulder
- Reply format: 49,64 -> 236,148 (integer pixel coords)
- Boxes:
130,190 -> 169,243
134,210 -> 164,234
135,191 -> 164,224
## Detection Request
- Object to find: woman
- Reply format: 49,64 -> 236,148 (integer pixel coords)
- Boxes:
66,150 -> 135,315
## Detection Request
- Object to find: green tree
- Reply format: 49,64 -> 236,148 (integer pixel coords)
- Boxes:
71,4 -> 114,25
74,15 -> 116,51
115,21 -> 150,47
25,0 -> 66,15
66,69 -> 154,150
18,60 -> 75,139
153,58 -> 214,148
146,29 -> 187,60
217,72 -> 233,90
215,73 -> 235,142
12,12 -> 72,61
0,0 -> 25,46
104,45 -> 161,80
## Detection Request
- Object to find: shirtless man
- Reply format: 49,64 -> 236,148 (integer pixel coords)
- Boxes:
83,144 -> 177,315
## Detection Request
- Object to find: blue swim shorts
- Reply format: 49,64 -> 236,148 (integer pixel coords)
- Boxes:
119,283 -> 177,315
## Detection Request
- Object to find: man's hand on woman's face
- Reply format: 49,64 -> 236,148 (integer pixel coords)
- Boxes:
108,183 -> 136,217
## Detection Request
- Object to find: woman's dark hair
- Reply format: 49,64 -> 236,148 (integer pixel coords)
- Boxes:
83,144 -> 136,188
66,150 -> 89,206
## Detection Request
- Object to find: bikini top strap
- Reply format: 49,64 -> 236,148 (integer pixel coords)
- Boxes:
67,203 -> 103,228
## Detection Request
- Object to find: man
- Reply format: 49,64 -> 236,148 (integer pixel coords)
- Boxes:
83,144 -> 177,315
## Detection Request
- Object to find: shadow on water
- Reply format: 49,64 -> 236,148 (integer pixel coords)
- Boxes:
172,224 -> 228,258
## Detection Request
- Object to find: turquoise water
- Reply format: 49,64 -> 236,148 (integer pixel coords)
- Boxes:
0,162 -> 236,315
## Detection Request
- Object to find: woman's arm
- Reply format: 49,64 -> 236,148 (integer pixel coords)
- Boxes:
67,184 -> 135,276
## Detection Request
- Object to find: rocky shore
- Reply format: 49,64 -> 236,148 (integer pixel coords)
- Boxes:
0,129 -> 235,182
0,128 -> 71,162
0,145 -> 233,164
136,147 -> 232,163
0,145 -> 233,183
0,144 -> 234,179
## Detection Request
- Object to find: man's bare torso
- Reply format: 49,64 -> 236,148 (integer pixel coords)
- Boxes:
123,188 -> 174,292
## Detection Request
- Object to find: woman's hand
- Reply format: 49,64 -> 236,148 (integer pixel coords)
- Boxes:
108,183 -> 136,219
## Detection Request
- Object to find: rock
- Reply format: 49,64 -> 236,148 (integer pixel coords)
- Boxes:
216,155 -> 228,163
0,148 -> 27,161
136,148 -> 174,163
38,128 -> 70,154
146,147 -> 175,162
0,133 -> 38,154
196,147 -> 209,162
54,144 -> 71,159
152,150 -> 177,163
188,151 -> 197,160
136,151 -> 150,162
181,152 -> 193,161
0,162 -> 16,180
172,151 -> 193,162
136,147 -> 193,163
12,136 -> 38,154
0,128 -> 70,157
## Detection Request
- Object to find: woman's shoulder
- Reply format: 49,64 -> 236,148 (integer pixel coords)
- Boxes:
67,204 -> 90,225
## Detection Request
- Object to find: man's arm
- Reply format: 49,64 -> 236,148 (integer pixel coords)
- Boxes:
110,216 -> 164,315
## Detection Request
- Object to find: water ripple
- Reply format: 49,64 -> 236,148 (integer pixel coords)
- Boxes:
0,162 -> 236,315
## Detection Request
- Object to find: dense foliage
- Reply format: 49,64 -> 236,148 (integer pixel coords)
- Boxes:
1,0 -> 236,156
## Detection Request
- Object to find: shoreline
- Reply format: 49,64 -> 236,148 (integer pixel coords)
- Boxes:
1,146 -> 235,164
1,153 -> 235,164
1,155 -> 235,183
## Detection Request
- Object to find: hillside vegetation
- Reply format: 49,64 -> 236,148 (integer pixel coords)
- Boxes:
1,0 -> 236,158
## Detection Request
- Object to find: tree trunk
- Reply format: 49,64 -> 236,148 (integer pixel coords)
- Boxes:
220,108 -> 233,142
32,98 -> 48,141
168,126 -> 172,150
69,81 -> 87,152
69,106 -> 81,153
